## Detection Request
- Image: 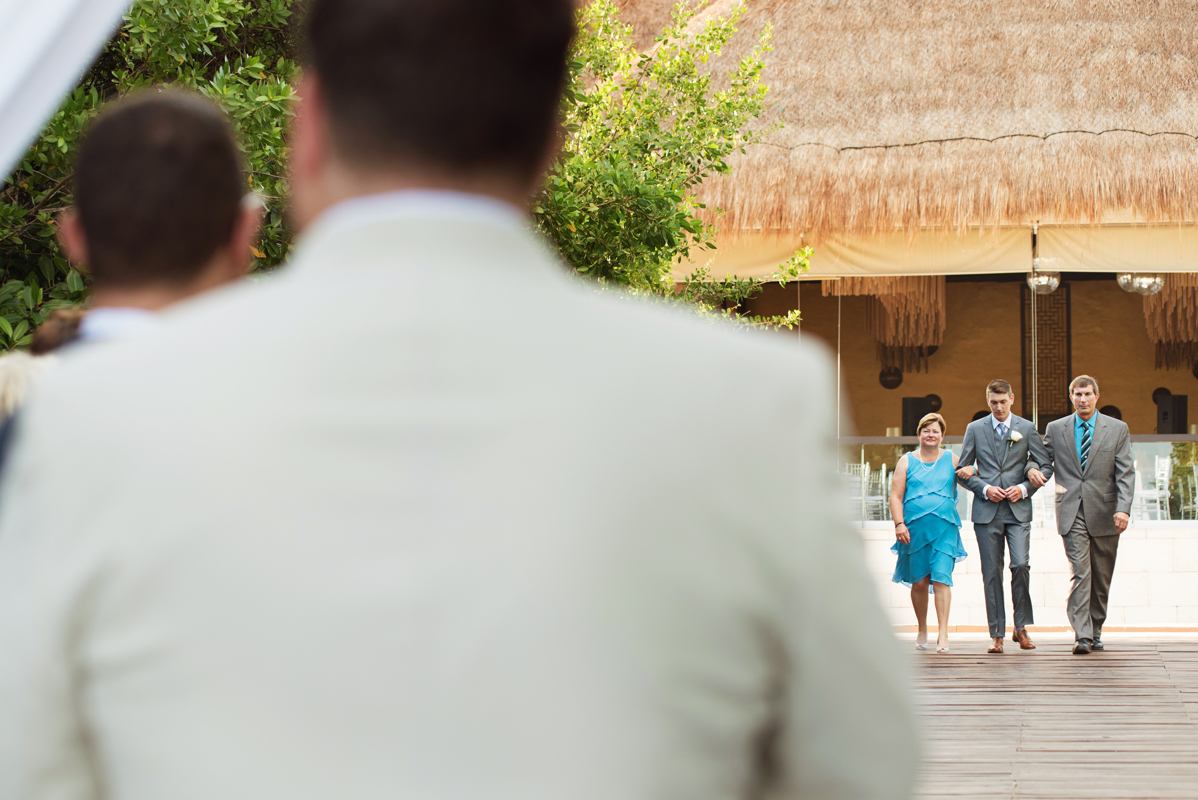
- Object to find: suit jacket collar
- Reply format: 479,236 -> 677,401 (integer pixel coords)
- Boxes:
980,417 -> 1001,464
1084,413 -> 1108,477
986,414 -> 1021,468
308,189 -> 528,242
1063,412 -> 1102,475
287,189 -> 551,285
1062,413 -> 1081,474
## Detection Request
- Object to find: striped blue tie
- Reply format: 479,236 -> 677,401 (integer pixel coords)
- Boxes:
1080,422 -> 1091,471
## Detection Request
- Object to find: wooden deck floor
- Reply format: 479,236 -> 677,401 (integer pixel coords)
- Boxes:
912,635 -> 1198,799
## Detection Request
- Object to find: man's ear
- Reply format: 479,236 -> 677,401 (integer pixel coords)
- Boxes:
57,208 -> 89,269
288,74 -> 332,232
227,199 -> 265,278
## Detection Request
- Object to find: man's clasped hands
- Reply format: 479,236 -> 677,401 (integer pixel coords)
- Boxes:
953,464 -> 1051,501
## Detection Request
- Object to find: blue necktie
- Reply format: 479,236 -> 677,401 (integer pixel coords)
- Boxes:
1080,422 -> 1091,471
996,422 -> 1007,442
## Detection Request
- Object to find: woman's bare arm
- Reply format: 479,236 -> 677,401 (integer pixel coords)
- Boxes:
890,455 -> 909,542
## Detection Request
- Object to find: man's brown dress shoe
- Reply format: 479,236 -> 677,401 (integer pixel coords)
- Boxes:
987,637 -> 1003,654
1013,628 -> 1036,650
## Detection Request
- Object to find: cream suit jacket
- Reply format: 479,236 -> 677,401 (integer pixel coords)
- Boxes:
0,192 -> 916,800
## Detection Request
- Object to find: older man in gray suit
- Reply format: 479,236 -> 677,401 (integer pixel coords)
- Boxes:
1029,375 -> 1134,655
957,379 -> 1051,654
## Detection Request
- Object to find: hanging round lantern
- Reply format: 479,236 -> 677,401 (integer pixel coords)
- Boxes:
1117,273 -> 1165,296
1026,272 -> 1060,295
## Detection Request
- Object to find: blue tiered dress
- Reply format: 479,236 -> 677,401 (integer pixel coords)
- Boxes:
891,452 -> 968,587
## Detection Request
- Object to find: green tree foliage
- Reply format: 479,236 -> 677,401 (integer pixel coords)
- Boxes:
0,0 -> 296,349
0,0 -> 798,351
535,0 -> 805,326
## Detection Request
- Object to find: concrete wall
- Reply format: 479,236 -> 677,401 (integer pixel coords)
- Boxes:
746,278 -> 1198,435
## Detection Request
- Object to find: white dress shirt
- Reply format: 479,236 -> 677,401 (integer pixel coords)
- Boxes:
0,189 -> 916,800
984,413 -> 1029,500
76,306 -> 160,343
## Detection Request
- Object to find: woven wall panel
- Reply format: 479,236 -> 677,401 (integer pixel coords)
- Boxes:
1021,285 -> 1072,423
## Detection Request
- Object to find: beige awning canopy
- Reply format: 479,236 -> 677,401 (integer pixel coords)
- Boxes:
622,1 -> 1198,276
675,225 -> 1198,280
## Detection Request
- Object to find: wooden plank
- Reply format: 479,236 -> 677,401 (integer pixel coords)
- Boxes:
911,635 -> 1198,799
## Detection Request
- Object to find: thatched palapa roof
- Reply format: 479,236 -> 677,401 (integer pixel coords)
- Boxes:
618,0 -> 1198,241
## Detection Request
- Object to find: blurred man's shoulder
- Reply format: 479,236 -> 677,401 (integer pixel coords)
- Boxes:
574,286 -> 829,387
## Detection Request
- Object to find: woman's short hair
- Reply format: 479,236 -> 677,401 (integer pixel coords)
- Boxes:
917,413 -> 946,435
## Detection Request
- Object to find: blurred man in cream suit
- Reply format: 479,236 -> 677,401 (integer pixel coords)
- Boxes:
0,1 -> 916,798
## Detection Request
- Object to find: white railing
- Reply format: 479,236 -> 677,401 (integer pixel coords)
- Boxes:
841,435 -> 1198,526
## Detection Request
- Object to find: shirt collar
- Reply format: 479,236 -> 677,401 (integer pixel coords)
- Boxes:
77,306 -> 159,343
1076,412 -> 1099,429
302,189 -> 529,245
991,414 -> 1012,430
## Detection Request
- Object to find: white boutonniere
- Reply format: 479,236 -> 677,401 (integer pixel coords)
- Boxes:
1008,430 -> 1023,443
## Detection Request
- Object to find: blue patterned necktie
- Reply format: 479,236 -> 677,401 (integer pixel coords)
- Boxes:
1080,421 -> 1091,471
996,422 -> 1007,442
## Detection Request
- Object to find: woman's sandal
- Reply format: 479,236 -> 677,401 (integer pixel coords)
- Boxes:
936,644 -> 949,654
915,639 -> 928,651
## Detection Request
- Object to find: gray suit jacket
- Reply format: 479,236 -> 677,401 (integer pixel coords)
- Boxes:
958,414 -> 1049,524
1042,412 -> 1134,537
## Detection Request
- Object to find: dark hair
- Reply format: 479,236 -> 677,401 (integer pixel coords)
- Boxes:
1070,375 -> 1100,394
986,379 -> 1013,397
74,91 -> 245,288
30,308 -> 87,355
303,0 -> 574,185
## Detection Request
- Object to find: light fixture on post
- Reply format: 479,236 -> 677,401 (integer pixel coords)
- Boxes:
1026,226 -> 1056,432
1117,273 -> 1165,296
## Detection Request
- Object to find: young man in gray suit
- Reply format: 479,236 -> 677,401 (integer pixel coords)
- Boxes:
957,379 -> 1051,654
1028,375 -> 1134,655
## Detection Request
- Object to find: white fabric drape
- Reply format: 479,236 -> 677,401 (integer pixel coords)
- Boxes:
0,0 -> 131,180
1038,225 -> 1198,273
676,224 -> 1198,279
675,228 -> 1032,279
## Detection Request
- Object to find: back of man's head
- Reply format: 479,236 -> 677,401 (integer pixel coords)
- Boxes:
303,0 -> 574,187
74,91 -> 245,289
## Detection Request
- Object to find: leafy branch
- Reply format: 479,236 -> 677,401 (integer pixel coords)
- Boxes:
537,0 -> 804,328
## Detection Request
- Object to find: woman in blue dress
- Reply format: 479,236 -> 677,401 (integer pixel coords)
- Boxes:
889,413 -> 971,653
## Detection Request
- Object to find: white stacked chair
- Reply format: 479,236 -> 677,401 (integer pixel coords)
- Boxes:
1031,476 -> 1056,528
1132,460 -> 1169,521
863,463 -> 889,521
1155,455 -> 1173,521
842,463 -> 870,523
